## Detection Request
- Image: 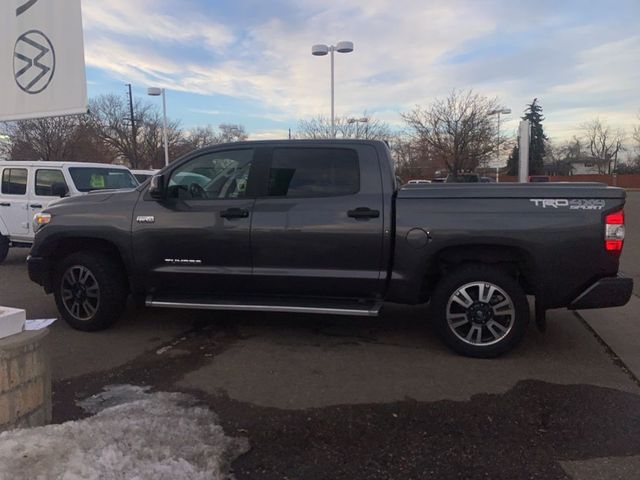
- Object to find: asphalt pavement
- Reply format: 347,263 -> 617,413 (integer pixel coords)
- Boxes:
0,192 -> 639,479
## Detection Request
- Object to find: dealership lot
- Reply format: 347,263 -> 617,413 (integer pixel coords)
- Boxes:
1,192 -> 639,479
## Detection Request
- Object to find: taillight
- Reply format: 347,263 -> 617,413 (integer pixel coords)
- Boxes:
605,210 -> 625,252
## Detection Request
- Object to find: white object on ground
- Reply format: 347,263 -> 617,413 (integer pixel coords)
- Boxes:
24,319 -> 57,331
0,385 -> 249,480
0,307 -> 25,339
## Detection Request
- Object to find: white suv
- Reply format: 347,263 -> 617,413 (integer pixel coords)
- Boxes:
0,162 -> 138,263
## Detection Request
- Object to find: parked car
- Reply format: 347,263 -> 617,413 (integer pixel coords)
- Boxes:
445,173 -> 480,183
27,140 -> 632,357
131,170 -> 158,184
0,162 -> 138,262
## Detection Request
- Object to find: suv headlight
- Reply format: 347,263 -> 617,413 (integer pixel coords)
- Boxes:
33,212 -> 52,232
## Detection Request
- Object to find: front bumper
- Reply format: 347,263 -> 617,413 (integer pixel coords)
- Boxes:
569,275 -> 633,310
27,255 -> 51,292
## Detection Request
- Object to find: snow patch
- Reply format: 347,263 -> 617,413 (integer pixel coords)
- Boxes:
0,385 -> 249,480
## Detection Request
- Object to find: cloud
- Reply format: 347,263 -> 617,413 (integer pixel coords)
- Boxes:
83,0 -> 233,50
82,0 -> 640,141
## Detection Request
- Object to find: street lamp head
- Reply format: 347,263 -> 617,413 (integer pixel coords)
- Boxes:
488,107 -> 512,116
348,117 -> 368,124
311,44 -> 329,56
336,41 -> 354,53
147,87 -> 162,96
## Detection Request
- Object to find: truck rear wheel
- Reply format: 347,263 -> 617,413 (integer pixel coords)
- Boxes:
53,251 -> 128,331
430,264 -> 529,358
0,236 -> 8,264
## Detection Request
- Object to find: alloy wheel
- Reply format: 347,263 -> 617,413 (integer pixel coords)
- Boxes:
446,281 -> 515,346
60,265 -> 100,321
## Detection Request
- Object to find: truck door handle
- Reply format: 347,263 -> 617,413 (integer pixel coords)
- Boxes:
347,207 -> 380,219
220,208 -> 249,219
0,202 -> 10,207
30,204 -> 43,209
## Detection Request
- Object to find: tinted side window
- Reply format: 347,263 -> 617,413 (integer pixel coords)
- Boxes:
1,168 -> 28,195
268,148 -> 359,197
35,169 -> 68,196
168,149 -> 253,200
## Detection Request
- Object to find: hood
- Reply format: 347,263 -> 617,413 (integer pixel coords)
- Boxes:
45,188 -> 140,210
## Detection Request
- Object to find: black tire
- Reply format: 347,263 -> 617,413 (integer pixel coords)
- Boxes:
53,251 -> 128,331
430,264 -> 530,358
0,236 -> 8,264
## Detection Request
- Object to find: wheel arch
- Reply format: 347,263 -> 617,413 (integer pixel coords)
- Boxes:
422,243 -> 539,300
44,236 -> 131,292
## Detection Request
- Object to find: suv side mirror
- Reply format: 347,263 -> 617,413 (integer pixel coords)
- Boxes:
149,174 -> 166,199
51,182 -> 69,197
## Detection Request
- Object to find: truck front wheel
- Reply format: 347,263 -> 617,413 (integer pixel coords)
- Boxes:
430,265 -> 530,358
53,251 -> 128,331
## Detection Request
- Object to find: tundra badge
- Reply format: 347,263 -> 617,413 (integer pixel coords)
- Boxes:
136,216 -> 155,223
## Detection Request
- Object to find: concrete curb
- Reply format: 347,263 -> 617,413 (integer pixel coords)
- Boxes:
577,295 -> 640,384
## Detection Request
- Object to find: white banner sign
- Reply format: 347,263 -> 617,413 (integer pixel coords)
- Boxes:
0,0 -> 87,121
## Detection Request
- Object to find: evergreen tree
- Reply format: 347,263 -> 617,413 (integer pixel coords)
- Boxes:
506,99 -> 548,177
523,98 -> 547,175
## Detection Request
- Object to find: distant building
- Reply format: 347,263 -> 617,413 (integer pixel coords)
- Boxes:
567,158 -> 599,175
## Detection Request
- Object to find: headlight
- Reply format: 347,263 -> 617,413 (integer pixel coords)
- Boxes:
33,212 -> 52,232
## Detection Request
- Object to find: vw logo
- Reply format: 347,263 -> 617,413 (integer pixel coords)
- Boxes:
13,29 -> 56,94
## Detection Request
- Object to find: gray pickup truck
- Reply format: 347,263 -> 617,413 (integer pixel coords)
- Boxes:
27,140 -> 632,357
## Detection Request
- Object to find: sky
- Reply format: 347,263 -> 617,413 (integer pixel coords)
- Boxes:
81,0 -> 640,144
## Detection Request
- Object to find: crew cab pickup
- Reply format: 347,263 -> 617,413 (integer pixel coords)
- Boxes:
27,140 -> 633,357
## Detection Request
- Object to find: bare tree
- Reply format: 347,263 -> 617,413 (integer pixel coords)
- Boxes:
217,124 -> 248,143
0,115 -> 86,162
401,89 -> 500,178
296,114 -> 393,141
88,94 -> 186,169
543,140 -> 575,176
182,126 -> 219,150
138,111 -> 183,169
389,136 -> 438,182
174,124 -> 249,159
581,118 -> 625,174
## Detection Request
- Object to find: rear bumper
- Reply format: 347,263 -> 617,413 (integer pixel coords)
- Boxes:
27,255 -> 51,292
569,275 -> 633,310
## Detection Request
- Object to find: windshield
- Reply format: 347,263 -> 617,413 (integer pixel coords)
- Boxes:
69,168 -> 139,192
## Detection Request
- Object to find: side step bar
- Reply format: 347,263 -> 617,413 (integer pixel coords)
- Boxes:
146,296 -> 382,317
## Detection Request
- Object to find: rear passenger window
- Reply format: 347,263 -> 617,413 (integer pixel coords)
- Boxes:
35,169 -> 68,196
268,148 -> 359,197
1,168 -> 27,195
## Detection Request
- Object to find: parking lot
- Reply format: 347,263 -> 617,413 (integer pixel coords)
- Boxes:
1,192 -> 640,479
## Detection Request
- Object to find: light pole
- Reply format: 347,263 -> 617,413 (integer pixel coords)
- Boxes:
347,117 -> 368,138
311,41 -> 354,138
147,87 -> 170,167
488,108 -> 511,182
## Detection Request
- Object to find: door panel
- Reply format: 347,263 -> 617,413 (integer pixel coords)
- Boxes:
251,145 -> 385,298
132,148 -> 256,296
31,168 -> 69,222
0,167 -> 31,242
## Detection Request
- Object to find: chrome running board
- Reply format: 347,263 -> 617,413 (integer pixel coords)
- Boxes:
146,296 -> 382,317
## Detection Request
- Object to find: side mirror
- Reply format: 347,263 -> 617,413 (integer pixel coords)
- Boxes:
51,182 -> 69,198
149,174 -> 166,199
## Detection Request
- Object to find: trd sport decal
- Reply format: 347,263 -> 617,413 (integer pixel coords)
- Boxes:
530,199 -> 605,210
